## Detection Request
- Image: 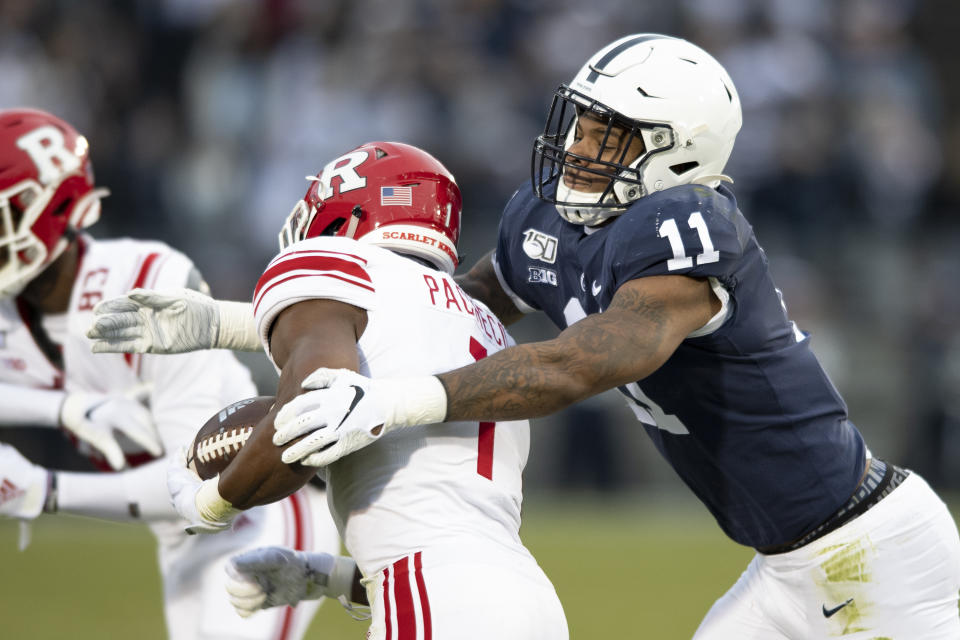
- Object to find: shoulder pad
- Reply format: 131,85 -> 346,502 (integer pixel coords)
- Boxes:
606,185 -> 747,287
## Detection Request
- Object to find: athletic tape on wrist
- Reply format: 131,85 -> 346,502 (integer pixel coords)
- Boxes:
215,301 -> 261,351
325,556 -> 359,600
195,477 -> 241,523
43,471 -> 58,513
373,376 -> 447,430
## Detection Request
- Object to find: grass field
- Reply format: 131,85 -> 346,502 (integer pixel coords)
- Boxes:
0,492 -> 955,638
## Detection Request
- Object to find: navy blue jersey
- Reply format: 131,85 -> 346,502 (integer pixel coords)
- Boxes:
495,181 -> 866,549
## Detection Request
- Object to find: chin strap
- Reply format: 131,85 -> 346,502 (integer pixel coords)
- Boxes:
344,205 -> 362,239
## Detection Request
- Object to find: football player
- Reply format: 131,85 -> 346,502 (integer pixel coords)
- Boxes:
86,36 -> 960,638
268,35 -> 960,639
176,142 -> 568,638
0,108 -> 339,640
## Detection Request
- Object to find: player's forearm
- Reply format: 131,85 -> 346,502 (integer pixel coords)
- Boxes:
218,405 -> 317,510
55,458 -> 178,522
438,339 -> 599,421
0,384 -> 63,427
440,304 -> 671,422
219,360 -> 345,508
220,302 -> 364,508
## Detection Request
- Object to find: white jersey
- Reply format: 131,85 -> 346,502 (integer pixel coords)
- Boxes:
0,235 -> 340,640
254,236 -> 531,576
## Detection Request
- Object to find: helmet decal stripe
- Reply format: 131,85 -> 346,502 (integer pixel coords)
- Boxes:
586,34 -> 673,83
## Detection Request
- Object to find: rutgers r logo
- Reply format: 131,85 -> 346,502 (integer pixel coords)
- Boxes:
316,150 -> 369,199
522,229 -> 558,264
17,125 -> 83,185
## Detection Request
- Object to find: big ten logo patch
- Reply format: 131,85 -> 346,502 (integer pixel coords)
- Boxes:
522,229 -> 558,263
528,267 -> 558,286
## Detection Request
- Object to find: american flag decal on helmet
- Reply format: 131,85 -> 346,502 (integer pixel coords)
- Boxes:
381,186 -> 412,206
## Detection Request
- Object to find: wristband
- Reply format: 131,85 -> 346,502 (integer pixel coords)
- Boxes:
215,301 -> 261,352
325,555 -> 359,600
43,471 -> 58,513
372,376 -> 448,430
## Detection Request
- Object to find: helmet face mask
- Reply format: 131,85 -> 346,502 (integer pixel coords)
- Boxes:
278,141 -> 462,274
0,109 -> 103,298
534,86 -> 678,225
532,34 -> 742,227
0,179 -> 51,297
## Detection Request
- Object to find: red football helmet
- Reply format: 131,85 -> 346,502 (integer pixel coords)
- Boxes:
279,141 -> 462,274
0,109 -> 106,297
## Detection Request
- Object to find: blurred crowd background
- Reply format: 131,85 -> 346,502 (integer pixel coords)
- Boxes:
2,0 -> 959,493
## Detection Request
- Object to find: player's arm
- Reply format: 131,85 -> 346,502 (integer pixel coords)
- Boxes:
0,382 -> 161,471
441,274 -> 718,420
226,546 -> 369,614
274,273 -> 718,467
0,386 -> 188,525
269,298 -> 367,406
0,439 -> 213,525
86,288 -> 262,354
216,298 -> 366,509
216,300 -> 369,607
454,249 -> 524,326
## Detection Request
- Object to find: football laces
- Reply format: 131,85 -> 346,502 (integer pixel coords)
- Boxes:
195,427 -> 254,463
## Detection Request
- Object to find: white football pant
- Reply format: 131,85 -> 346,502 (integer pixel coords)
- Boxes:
693,473 -> 960,639
363,548 -> 568,640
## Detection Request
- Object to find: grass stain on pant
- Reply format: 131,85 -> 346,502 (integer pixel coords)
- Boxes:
815,539 -> 875,635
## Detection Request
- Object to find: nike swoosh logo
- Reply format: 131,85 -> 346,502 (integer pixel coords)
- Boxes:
822,598 -> 854,618
337,385 -> 366,428
84,400 -> 110,421
591,280 -> 602,296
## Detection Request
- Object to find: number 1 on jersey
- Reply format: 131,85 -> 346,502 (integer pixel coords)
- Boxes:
659,212 -> 719,271
469,337 -> 496,480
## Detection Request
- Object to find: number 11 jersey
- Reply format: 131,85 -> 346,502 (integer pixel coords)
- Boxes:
494,180 -> 866,550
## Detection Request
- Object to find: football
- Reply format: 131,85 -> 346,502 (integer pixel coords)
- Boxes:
187,395 -> 320,510
188,396 -> 275,480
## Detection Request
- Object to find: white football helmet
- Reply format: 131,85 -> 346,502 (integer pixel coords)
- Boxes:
533,34 -> 743,226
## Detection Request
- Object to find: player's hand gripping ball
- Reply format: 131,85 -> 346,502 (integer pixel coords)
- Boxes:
188,396 -> 319,508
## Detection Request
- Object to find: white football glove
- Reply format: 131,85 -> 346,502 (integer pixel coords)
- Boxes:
86,288 -> 261,354
59,385 -> 161,471
167,447 -> 240,535
0,444 -> 50,520
273,368 -> 447,467
225,547 -> 358,617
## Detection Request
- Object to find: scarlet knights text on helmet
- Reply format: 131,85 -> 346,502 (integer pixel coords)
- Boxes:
278,141 -> 462,274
